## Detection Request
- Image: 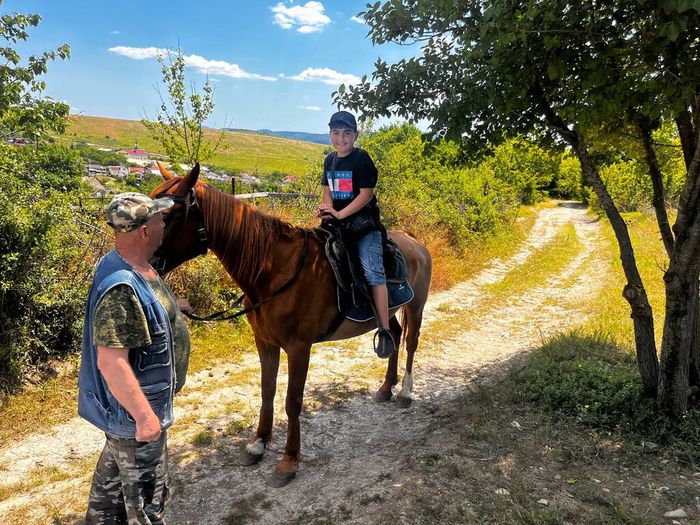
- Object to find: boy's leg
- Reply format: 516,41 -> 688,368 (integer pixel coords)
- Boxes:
105,432 -> 169,525
357,231 -> 395,358
371,284 -> 390,329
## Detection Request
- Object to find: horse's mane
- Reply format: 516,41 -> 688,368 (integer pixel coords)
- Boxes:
200,183 -> 298,285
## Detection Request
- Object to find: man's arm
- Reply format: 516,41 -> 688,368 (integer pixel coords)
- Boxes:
97,346 -> 161,442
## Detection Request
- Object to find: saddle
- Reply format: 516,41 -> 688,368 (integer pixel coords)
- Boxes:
318,219 -> 414,323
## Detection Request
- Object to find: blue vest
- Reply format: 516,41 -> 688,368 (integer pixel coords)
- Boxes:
78,250 -> 175,438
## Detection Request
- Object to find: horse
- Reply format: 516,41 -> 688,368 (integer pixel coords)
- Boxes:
150,163 -> 432,487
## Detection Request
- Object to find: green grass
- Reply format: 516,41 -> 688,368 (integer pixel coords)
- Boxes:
580,210 -> 669,346
508,210 -> 700,461
62,115 -> 326,176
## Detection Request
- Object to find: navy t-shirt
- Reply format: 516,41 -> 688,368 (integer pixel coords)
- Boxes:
321,148 -> 378,213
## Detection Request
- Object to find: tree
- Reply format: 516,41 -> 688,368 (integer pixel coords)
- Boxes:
336,0 -> 700,415
0,1 -> 70,141
142,48 -> 226,169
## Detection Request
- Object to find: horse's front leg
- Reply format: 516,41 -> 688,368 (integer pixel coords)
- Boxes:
268,344 -> 310,488
239,338 -> 280,466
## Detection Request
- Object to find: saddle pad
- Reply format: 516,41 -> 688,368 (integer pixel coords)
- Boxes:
341,279 -> 415,323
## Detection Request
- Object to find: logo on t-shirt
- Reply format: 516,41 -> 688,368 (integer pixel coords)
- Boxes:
326,171 -> 353,200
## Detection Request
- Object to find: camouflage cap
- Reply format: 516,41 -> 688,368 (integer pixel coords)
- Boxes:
106,192 -> 174,233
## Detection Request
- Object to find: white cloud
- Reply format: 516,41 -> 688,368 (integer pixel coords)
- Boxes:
109,46 -> 166,60
108,46 -> 276,81
290,67 -> 360,86
184,54 -> 277,81
271,1 -> 330,33
299,105 -> 321,111
111,30 -> 121,35
350,15 -> 365,24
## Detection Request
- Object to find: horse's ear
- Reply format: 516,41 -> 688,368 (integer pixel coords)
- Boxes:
156,161 -> 176,181
181,162 -> 200,191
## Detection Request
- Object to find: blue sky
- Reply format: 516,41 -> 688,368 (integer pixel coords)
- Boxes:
6,0 -> 417,133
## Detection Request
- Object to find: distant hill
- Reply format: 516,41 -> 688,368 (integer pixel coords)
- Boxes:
63,115 -> 325,176
256,129 -> 330,145
222,128 -> 330,145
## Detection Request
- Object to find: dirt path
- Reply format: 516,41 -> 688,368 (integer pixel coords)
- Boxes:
0,202 -> 605,523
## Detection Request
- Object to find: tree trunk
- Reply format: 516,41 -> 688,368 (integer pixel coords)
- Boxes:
571,134 -> 659,395
658,271 -> 697,415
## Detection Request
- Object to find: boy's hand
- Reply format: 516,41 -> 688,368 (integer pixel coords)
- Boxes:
317,203 -> 339,219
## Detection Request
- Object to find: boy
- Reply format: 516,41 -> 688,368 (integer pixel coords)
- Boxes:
317,110 -> 395,358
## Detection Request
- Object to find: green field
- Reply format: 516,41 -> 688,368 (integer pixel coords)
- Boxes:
62,115 -> 327,176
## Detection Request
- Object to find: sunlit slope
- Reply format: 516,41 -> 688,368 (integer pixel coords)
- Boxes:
63,115 -> 326,176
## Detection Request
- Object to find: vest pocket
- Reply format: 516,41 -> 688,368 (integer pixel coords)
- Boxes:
125,381 -> 171,424
136,324 -> 171,371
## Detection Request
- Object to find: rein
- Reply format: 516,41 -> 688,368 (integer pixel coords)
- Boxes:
181,229 -> 309,322
156,187 -> 309,322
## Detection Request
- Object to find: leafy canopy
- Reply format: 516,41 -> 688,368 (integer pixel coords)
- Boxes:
0,0 -> 70,141
142,48 -> 226,169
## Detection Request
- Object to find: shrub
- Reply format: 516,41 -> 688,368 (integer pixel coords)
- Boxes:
0,155 -> 96,389
164,254 -> 240,316
513,331 -> 700,457
10,143 -> 85,191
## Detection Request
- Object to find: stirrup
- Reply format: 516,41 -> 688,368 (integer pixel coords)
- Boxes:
373,329 -> 396,359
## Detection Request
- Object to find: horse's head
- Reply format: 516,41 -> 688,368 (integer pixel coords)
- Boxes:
149,162 -> 208,275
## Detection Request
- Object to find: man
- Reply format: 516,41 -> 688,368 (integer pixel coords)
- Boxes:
78,192 -> 192,524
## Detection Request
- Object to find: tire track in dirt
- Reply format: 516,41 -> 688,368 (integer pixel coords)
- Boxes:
0,202 -> 605,523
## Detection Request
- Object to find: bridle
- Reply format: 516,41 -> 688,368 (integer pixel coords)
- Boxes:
153,187 -> 208,276
152,184 -> 309,322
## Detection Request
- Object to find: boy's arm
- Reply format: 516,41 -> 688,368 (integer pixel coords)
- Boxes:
320,188 -> 374,220
322,185 -> 333,208
97,346 -> 161,442
336,188 -> 374,219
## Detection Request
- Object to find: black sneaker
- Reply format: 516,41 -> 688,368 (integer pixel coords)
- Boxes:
373,329 -> 396,358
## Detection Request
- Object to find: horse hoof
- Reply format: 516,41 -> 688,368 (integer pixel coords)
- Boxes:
238,449 -> 264,467
374,389 -> 392,403
396,395 -> 412,409
268,470 -> 296,488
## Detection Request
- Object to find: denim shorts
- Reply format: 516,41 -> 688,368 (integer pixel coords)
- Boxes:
357,230 -> 386,286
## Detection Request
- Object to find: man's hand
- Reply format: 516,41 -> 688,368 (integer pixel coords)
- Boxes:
97,346 -> 164,442
135,411 -> 162,442
176,298 -> 193,315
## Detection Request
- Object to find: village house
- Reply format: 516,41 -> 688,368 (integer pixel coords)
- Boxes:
86,164 -> 108,176
108,165 -> 129,178
121,143 -> 150,165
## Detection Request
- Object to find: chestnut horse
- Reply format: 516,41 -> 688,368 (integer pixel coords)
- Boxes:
150,164 -> 432,487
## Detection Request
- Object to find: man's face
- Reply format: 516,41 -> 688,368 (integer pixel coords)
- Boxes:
140,212 -> 166,254
329,127 -> 358,156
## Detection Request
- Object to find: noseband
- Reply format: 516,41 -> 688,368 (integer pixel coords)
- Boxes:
153,187 -> 209,275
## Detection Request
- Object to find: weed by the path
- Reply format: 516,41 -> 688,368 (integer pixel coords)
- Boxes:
512,331 -> 700,465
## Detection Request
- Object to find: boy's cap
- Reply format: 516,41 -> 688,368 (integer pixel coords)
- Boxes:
328,110 -> 357,131
106,192 -> 174,233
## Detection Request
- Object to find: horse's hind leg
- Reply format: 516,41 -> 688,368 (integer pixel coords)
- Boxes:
239,339 -> 280,466
374,315 -> 402,402
396,301 -> 423,409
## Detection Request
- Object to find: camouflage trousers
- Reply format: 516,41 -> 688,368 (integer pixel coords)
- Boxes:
85,432 -> 170,525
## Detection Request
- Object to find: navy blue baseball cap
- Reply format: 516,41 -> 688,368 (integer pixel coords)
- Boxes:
328,110 -> 357,131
